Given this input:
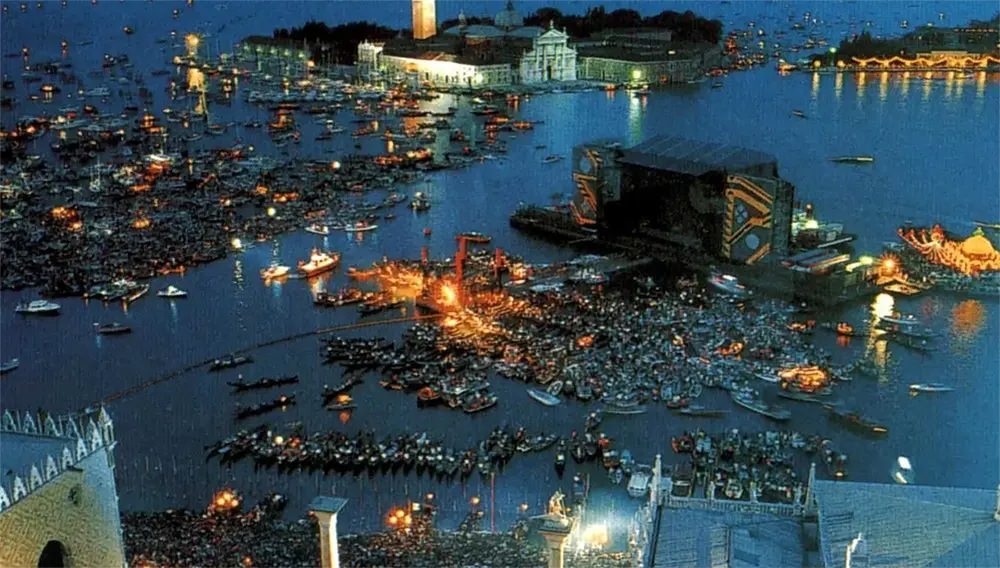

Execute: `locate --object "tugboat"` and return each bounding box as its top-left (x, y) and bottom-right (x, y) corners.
top-left (410, 192), bottom-right (431, 211)
top-left (823, 403), bottom-right (888, 436)
top-left (94, 322), bottom-right (132, 334)
top-left (209, 354), bottom-right (253, 371)
top-left (0, 358), bottom-right (20, 374)
top-left (157, 285), bottom-right (187, 298)
top-left (260, 264), bottom-right (290, 280)
top-left (14, 299), bottom-right (61, 314)
top-left (297, 249), bottom-right (340, 277)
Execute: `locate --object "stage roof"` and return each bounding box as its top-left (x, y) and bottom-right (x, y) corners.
top-left (619, 135), bottom-right (778, 177)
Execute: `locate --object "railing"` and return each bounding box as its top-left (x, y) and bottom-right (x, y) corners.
top-left (664, 493), bottom-right (801, 517)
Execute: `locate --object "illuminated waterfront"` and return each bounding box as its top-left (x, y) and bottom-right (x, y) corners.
top-left (1, 0), bottom-right (998, 541)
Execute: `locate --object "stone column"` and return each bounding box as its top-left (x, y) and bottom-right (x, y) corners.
top-left (309, 497), bottom-right (347, 568)
top-left (536, 515), bottom-right (572, 568)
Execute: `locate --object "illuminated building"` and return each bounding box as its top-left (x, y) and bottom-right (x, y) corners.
top-left (237, 36), bottom-right (311, 77)
top-left (379, 51), bottom-right (515, 87)
top-left (519, 23), bottom-right (577, 83)
top-left (571, 135), bottom-right (794, 265)
top-left (898, 225), bottom-right (1000, 276)
top-left (0, 408), bottom-right (125, 567)
top-left (575, 29), bottom-right (720, 84)
top-left (411, 0), bottom-right (436, 40)
top-left (851, 50), bottom-right (1000, 70)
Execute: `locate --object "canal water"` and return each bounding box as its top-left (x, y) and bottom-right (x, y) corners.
top-left (2, 1), bottom-right (998, 536)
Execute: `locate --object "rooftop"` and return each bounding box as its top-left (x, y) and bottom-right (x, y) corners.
top-left (814, 480), bottom-right (1000, 568)
top-left (651, 507), bottom-right (803, 567)
top-left (619, 135), bottom-right (778, 177)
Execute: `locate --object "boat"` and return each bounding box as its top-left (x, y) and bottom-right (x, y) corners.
top-left (879, 312), bottom-right (919, 326)
top-left (546, 380), bottom-right (563, 396)
top-left (708, 272), bottom-right (750, 298)
top-left (15, 300), bottom-right (61, 314)
top-left (724, 479), bottom-right (743, 499)
top-left (677, 405), bottom-right (728, 417)
top-left (410, 192), bottom-right (430, 211)
top-left (792, 109), bottom-right (807, 118)
top-left (228, 375), bottom-right (299, 392)
top-left (235, 394), bottom-right (295, 420)
top-left (711, 81), bottom-right (724, 89)
top-left (824, 404), bottom-right (888, 436)
top-left (1, 358), bottom-right (20, 374)
top-left (776, 390), bottom-right (828, 404)
top-left (527, 388), bottom-right (561, 407)
top-left (157, 285), bottom-right (187, 298)
top-left (890, 456), bottom-right (915, 484)
top-left (831, 155), bottom-right (874, 164)
top-left (297, 249), bottom-right (340, 277)
top-left (94, 322), bottom-right (132, 334)
top-left (260, 264), bottom-right (290, 280)
top-left (416, 386), bottom-right (443, 406)
top-left (326, 401), bottom-right (356, 412)
top-left (458, 231), bottom-right (491, 244)
top-left (209, 354), bottom-right (253, 371)
top-left (908, 382), bottom-right (954, 393)
top-left (600, 404), bottom-right (648, 416)
top-left (123, 284), bottom-right (149, 303)
top-left (344, 221), bottom-right (378, 233)
top-left (462, 393), bottom-right (497, 413)
top-left (542, 155), bottom-right (563, 164)
top-left (305, 224), bottom-right (330, 236)
top-left (609, 467), bottom-right (625, 485)
top-left (627, 468), bottom-right (651, 498)
top-left (730, 390), bottom-right (791, 421)
top-left (753, 371), bottom-right (780, 383)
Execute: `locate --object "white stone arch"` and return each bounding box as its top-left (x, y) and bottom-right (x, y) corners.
top-left (64, 417), bottom-right (81, 439)
top-left (28, 465), bottom-right (43, 491)
top-left (1, 409), bottom-right (16, 432)
top-left (12, 475), bottom-right (27, 501)
top-left (0, 486), bottom-right (9, 511)
top-left (22, 412), bottom-right (37, 434)
top-left (45, 455), bottom-right (59, 480)
top-left (61, 446), bottom-right (75, 469)
top-left (44, 415), bottom-right (61, 437)
top-left (76, 437), bottom-right (88, 460)
top-left (88, 423), bottom-right (103, 451)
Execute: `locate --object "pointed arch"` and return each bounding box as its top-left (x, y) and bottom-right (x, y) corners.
top-left (76, 438), bottom-right (88, 460)
top-left (44, 415), bottom-right (61, 437)
top-left (45, 456), bottom-right (59, 480)
top-left (22, 412), bottom-right (37, 434)
top-left (61, 447), bottom-right (74, 469)
top-left (0, 486), bottom-right (9, 511)
top-left (28, 465), bottom-right (43, 491)
top-left (1, 409), bottom-right (16, 432)
top-left (12, 475), bottom-right (27, 501)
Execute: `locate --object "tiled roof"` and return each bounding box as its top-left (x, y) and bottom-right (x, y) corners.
top-left (814, 480), bottom-right (999, 568)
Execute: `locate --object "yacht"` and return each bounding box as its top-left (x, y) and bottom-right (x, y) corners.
top-left (15, 299), bottom-right (61, 314)
top-left (305, 224), bottom-right (329, 236)
top-left (260, 264), bottom-right (290, 280)
top-left (298, 249), bottom-right (340, 277)
top-left (157, 285), bottom-right (187, 298)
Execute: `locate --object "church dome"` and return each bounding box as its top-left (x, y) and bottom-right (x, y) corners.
top-left (494, 0), bottom-right (523, 29)
top-left (960, 228), bottom-right (996, 259)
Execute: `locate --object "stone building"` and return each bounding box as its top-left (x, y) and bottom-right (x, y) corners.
top-left (520, 25), bottom-right (577, 83)
top-left (577, 46), bottom-right (720, 84)
top-left (0, 408), bottom-right (125, 567)
top-left (379, 51), bottom-right (515, 87)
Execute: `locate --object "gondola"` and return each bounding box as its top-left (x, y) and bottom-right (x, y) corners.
top-left (228, 375), bottom-right (298, 392)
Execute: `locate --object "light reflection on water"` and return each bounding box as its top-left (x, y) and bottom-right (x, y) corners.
top-left (879, 71), bottom-right (889, 103)
top-left (950, 299), bottom-right (985, 352)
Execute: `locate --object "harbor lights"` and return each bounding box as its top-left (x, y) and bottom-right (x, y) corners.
top-left (210, 488), bottom-right (241, 514)
top-left (631, 69), bottom-right (642, 82)
top-left (185, 33), bottom-right (200, 58)
top-left (386, 506), bottom-right (412, 531)
top-left (828, 46), bottom-right (837, 67)
top-left (267, 207), bottom-right (277, 217)
top-left (330, 160), bottom-right (341, 171)
top-left (231, 237), bottom-right (243, 250)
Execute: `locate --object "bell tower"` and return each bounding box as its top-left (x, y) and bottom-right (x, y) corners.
top-left (412, 0), bottom-right (436, 40)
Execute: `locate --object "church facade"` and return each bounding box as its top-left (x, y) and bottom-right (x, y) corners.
top-left (519, 26), bottom-right (577, 83)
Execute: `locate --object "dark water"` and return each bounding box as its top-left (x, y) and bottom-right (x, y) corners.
top-left (2, 1), bottom-right (998, 535)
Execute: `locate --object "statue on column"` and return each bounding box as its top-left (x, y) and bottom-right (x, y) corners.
top-left (548, 490), bottom-right (566, 517)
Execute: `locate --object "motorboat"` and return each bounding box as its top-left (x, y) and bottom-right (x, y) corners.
top-left (890, 456), bottom-right (915, 484)
top-left (0, 358), bottom-right (20, 374)
top-left (677, 405), bottom-right (728, 417)
top-left (260, 264), bottom-right (290, 280)
top-left (410, 192), bottom-right (430, 211)
top-left (600, 404), bottom-right (648, 416)
top-left (792, 109), bottom-right (807, 118)
top-left (298, 249), bottom-right (340, 277)
top-left (123, 284), bottom-right (149, 303)
top-left (15, 299), bottom-right (62, 314)
top-left (542, 155), bottom-right (563, 164)
top-left (879, 312), bottom-right (920, 326)
top-left (305, 224), bottom-right (330, 236)
top-left (95, 322), bottom-right (132, 334)
top-left (627, 467), bottom-right (651, 498)
top-left (235, 394), bottom-right (295, 420)
top-left (527, 388), bottom-right (561, 406)
top-left (157, 285), bottom-right (187, 298)
top-left (708, 272), bottom-right (750, 298)
top-left (824, 404), bottom-right (888, 436)
top-left (909, 382), bottom-right (954, 393)
top-left (831, 155), bottom-right (874, 164)
top-left (344, 221), bottom-right (378, 233)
